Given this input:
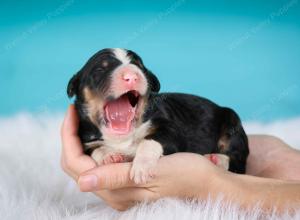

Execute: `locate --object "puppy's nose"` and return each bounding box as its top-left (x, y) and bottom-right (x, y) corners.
top-left (122, 72), bottom-right (138, 84)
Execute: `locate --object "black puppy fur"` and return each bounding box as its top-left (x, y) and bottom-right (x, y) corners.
top-left (67, 48), bottom-right (249, 174)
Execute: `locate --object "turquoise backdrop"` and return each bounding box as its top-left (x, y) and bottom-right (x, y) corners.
top-left (0, 0), bottom-right (299, 121)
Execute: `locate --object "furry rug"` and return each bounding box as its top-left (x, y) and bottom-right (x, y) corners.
top-left (0, 113), bottom-right (299, 220)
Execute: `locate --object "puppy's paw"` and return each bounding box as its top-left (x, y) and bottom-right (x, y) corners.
top-left (91, 148), bottom-right (125, 165)
top-left (102, 153), bottom-right (125, 165)
top-left (91, 148), bottom-right (106, 165)
top-left (130, 157), bottom-right (157, 184)
top-left (204, 154), bottom-right (230, 170)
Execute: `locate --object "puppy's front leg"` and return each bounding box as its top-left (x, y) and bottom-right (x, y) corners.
top-left (130, 139), bottom-right (163, 184)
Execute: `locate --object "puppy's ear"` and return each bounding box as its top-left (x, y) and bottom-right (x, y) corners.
top-left (67, 72), bottom-right (81, 98)
top-left (147, 70), bottom-right (160, 93)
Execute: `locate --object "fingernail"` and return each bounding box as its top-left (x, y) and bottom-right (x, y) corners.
top-left (78, 174), bottom-right (98, 191)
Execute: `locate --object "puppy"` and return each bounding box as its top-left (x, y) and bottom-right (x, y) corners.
top-left (67, 48), bottom-right (249, 184)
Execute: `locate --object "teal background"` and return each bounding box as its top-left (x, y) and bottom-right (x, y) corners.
top-left (0, 0), bottom-right (299, 121)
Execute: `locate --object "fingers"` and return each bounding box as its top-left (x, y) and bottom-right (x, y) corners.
top-left (77, 153), bottom-right (214, 191)
top-left (99, 188), bottom-right (153, 203)
top-left (98, 190), bottom-right (136, 211)
top-left (95, 188), bottom-right (156, 211)
top-left (61, 105), bottom-right (82, 157)
top-left (78, 162), bottom-right (147, 191)
top-left (61, 105), bottom-right (96, 179)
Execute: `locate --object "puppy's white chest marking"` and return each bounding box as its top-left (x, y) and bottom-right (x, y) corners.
top-left (101, 121), bottom-right (152, 156)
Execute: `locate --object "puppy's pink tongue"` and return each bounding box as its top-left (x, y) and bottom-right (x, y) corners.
top-left (105, 95), bottom-right (135, 133)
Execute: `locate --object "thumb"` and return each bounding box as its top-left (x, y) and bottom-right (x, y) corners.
top-left (78, 162), bottom-right (139, 191)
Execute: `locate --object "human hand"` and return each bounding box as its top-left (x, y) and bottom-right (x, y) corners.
top-left (60, 105), bottom-right (97, 180)
top-left (77, 152), bottom-right (224, 210)
top-left (247, 135), bottom-right (300, 181)
top-left (61, 105), bottom-right (224, 210)
top-left (61, 105), bottom-right (300, 211)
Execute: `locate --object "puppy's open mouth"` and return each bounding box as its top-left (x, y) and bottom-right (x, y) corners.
top-left (104, 90), bottom-right (140, 134)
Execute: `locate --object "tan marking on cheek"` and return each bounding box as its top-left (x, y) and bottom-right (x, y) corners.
top-left (135, 97), bottom-right (147, 126)
top-left (83, 87), bottom-right (94, 101)
top-left (83, 87), bottom-right (104, 125)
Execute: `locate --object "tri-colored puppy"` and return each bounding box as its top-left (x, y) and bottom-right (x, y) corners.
top-left (67, 48), bottom-right (249, 184)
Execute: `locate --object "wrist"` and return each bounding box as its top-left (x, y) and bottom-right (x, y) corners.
top-left (200, 170), bottom-right (250, 204)
top-left (191, 163), bottom-right (300, 212)
top-left (210, 171), bottom-right (241, 199)
top-left (209, 171), bottom-right (295, 211)
top-left (188, 166), bottom-right (239, 200)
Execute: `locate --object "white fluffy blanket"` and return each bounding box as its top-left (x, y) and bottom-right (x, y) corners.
top-left (0, 114), bottom-right (299, 220)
